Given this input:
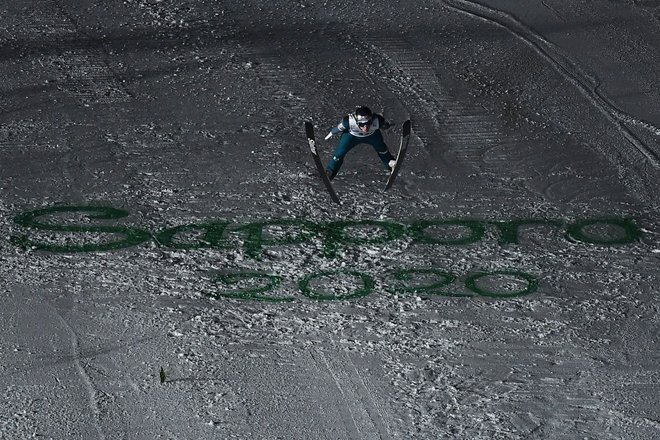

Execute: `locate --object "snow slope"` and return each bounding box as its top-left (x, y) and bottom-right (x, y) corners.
top-left (1, 0), bottom-right (659, 438)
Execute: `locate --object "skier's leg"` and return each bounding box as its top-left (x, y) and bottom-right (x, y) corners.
top-left (326, 134), bottom-right (358, 179)
top-left (367, 131), bottom-right (395, 169)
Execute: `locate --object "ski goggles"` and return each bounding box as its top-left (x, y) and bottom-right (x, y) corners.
top-left (356, 116), bottom-right (372, 127)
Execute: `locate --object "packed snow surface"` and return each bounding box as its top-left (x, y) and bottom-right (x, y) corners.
top-left (1, 0), bottom-right (659, 438)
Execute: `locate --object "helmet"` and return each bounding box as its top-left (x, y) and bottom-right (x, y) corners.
top-left (354, 106), bottom-right (373, 126)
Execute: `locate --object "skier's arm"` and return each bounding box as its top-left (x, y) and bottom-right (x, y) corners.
top-left (377, 114), bottom-right (394, 130)
top-left (325, 118), bottom-right (350, 140)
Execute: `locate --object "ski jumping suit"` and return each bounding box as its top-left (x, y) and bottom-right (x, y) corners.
top-left (326, 114), bottom-right (394, 178)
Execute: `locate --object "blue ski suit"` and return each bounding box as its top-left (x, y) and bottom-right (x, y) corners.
top-left (325, 114), bottom-right (394, 179)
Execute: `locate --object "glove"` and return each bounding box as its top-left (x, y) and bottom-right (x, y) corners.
top-left (324, 132), bottom-right (333, 140)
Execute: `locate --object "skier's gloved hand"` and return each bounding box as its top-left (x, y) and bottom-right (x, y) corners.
top-left (325, 126), bottom-right (343, 140)
top-left (383, 121), bottom-right (396, 130)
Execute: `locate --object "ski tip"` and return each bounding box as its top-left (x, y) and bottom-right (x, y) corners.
top-left (402, 119), bottom-right (412, 134)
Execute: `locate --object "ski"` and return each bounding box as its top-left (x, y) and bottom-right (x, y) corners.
top-left (305, 121), bottom-right (341, 204)
top-left (384, 119), bottom-right (412, 191)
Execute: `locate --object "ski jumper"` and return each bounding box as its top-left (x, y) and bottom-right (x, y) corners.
top-left (325, 114), bottom-right (394, 178)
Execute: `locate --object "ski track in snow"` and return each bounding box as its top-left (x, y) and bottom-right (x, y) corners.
top-left (438, 0), bottom-right (660, 167)
top-left (359, 35), bottom-right (501, 173)
top-left (52, 303), bottom-right (107, 440)
top-left (312, 345), bottom-right (392, 440)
